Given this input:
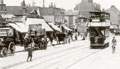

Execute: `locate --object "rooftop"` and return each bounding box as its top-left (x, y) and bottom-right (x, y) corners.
top-left (6, 6), bottom-right (39, 16)
top-left (65, 10), bottom-right (79, 16)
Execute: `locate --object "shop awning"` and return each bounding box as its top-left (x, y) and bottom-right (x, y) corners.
top-left (62, 25), bottom-right (72, 31)
top-left (16, 23), bottom-right (28, 33)
top-left (26, 18), bottom-right (53, 32)
top-left (48, 23), bottom-right (61, 32)
top-left (9, 23), bottom-right (28, 33)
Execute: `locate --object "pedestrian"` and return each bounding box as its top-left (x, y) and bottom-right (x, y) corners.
top-left (112, 36), bottom-right (117, 53)
top-left (82, 33), bottom-right (85, 40)
top-left (27, 39), bottom-right (34, 62)
top-left (68, 34), bottom-right (71, 43)
top-left (43, 35), bottom-right (48, 49)
top-left (75, 32), bottom-right (78, 40)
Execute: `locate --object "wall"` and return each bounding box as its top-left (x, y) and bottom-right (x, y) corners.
top-left (64, 15), bottom-right (77, 29)
top-left (74, 0), bottom-right (101, 18)
top-left (43, 15), bottom-right (54, 23)
top-left (40, 7), bottom-right (65, 25)
top-left (106, 6), bottom-right (120, 25)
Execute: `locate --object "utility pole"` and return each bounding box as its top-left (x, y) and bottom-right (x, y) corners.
top-left (1, 0), bottom-right (3, 11)
top-left (0, 0), bottom-right (6, 14)
top-left (32, 0), bottom-right (35, 6)
top-left (43, 0), bottom-right (44, 7)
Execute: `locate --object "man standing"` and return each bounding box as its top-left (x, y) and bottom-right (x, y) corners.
top-left (112, 36), bottom-right (117, 53)
top-left (27, 39), bottom-right (34, 62)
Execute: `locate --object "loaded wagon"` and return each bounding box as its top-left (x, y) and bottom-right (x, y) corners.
top-left (24, 24), bottom-right (48, 50)
top-left (0, 25), bottom-right (22, 57)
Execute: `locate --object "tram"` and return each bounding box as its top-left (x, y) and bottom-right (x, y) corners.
top-left (87, 11), bottom-right (111, 48)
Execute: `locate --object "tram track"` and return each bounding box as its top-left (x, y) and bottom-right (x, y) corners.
top-left (47, 48), bottom-right (105, 69)
top-left (29, 46), bottom-right (101, 69)
top-left (30, 40), bottom-right (89, 62)
top-left (26, 46), bottom-right (89, 69)
top-left (64, 50), bottom-right (101, 69)
top-left (27, 43), bottom-right (106, 69)
top-left (2, 41), bottom-right (89, 69)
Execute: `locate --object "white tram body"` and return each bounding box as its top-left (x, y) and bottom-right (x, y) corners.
top-left (87, 12), bottom-right (111, 47)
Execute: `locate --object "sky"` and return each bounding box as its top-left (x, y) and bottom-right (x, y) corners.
top-left (4, 0), bottom-right (120, 10)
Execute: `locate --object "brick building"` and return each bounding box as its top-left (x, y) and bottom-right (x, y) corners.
top-left (40, 6), bottom-right (65, 25)
top-left (106, 5), bottom-right (120, 26)
top-left (74, 0), bottom-right (101, 18)
top-left (64, 10), bottom-right (79, 29)
top-left (0, 0), bottom-right (65, 26)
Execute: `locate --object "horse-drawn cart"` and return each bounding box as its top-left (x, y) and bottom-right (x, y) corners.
top-left (0, 27), bottom-right (16, 57)
top-left (24, 24), bottom-right (48, 50)
top-left (56, 33), bottom-right (66, 44)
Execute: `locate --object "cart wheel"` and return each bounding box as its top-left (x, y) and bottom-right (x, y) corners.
top-left (37, 43), bottom-right (40, 49)
top-left (1, 47), bottom-right (8, 57)
top-left (8, 42), bottom-right (15, 55)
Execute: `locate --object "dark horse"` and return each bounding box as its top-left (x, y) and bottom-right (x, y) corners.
top-left (56, 33), bottom-right (66, 44)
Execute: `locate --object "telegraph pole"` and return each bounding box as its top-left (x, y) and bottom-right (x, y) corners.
top-left (43, 0), bottom-right (45, 7)
top-left (0, 0), bottom-right (3, 11)
top-left (32, 0), bottom-right (35, 6)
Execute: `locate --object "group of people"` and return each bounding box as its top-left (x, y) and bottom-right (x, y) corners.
top-left (66, 31), bottom-right (79, 43)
